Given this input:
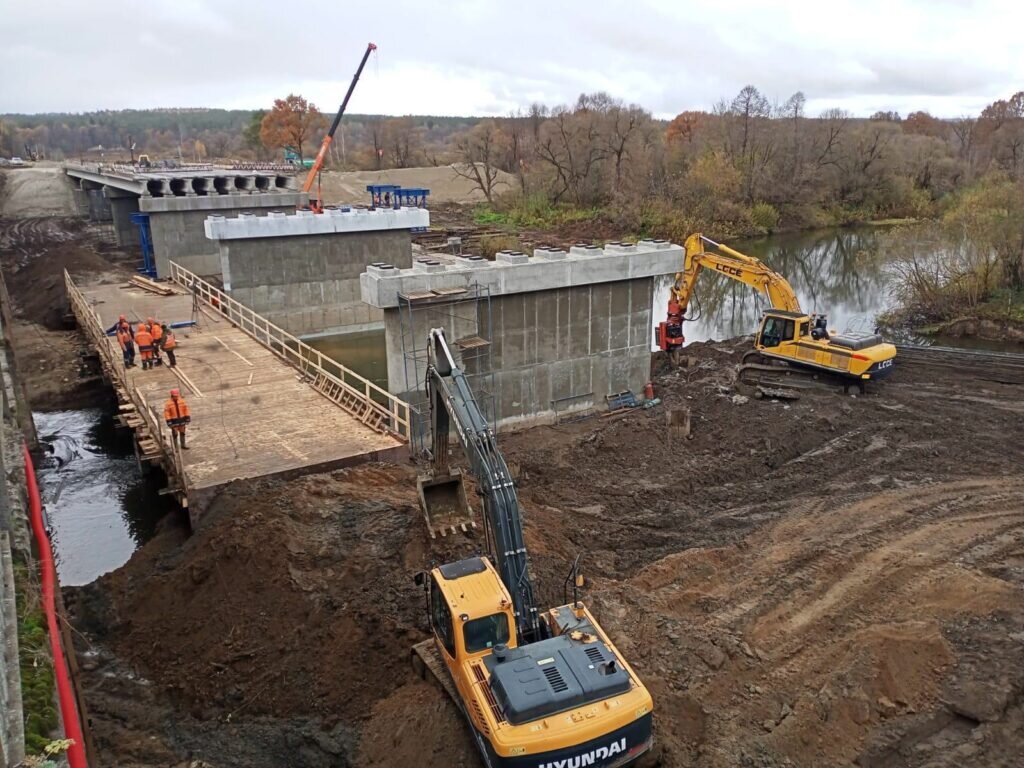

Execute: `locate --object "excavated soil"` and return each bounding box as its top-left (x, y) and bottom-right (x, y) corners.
top-left (3, 169), bottom-right (1020, 766)
top-left (63, 342), bottom-right (1024, 768)
top-left (0, 197), bottom-right (136, 409)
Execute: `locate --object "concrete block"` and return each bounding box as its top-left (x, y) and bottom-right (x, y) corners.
top-left (534, 247), bottom-right (568, 260)
top-left (603, 241), bottom-right (637, 254)
top-left (569, 244), bottom-right (602, 258)
top-left (495, 250), bottom-right (530, 264)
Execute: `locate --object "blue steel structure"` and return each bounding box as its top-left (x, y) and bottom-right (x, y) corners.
top-left (366, 184), bottom-right (430, 232)
top-left (130, 212), bottom-right (158, 278)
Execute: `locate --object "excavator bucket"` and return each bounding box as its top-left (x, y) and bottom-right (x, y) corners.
top-left (417, 469), bottom-right (475, 539)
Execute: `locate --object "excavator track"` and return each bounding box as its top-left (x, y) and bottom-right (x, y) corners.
top-left (736, 351), bottom-right (869, 395)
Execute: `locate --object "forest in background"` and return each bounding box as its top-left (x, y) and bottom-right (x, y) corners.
top-left (3, 87), bottom-right (1022, 329)
top-left (2, 88), bottom-right (1021, 239)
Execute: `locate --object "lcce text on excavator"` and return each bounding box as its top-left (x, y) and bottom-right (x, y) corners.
top-left (411, 329), bottom-right (654, 768)
top-left (657, 233), bottom-right (897, 391)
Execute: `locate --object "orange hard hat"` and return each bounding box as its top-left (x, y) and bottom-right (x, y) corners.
top-left (170, 389), bottom-right (180, 397)
top-left (119, 314), bottom-right (126, 321)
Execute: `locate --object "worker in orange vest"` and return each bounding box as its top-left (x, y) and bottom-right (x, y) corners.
top-left (148, 317), bottom-right (164, 366)
top-left (161, 324), bottom-right (177, 368)
top-left (116, 324), bottom-right (135, 368)
top-left (163, 389), bottom-right (191, 450)
top-left (135, 322), bottom-right (154, 370)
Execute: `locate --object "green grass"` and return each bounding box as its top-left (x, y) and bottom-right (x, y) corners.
top-left (14, 563), bottom-right (59, 754)
top-left (473, 197), bottom-right (603, 230)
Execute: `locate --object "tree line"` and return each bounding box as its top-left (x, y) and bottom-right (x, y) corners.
top-left (3, 87), bottom-right (1022, 239)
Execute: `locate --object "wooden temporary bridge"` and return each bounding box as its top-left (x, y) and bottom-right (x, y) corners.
top-left (65, 262), bottom-right (411, 525)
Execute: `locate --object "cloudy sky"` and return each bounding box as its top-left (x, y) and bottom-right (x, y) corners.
top-left (1, 0), bottom-right (1021, 118)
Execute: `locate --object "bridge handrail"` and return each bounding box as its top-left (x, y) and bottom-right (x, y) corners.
top-left (63, 269), bottom-right (187, 484)
top-left (167, 261), bottom-right (410, 440)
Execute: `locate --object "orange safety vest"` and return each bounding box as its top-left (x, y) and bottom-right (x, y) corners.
top-left (163, 397), bottom-right (191, 426)
top-left (162, 331), bottom-right (176, 350)
top-left (135, 328), bottom-right (153, 349)
top-left (116, 328), bottom-right (132, 350)
top-left (151, 323), bottom-right (163, 342)
top-left (117, 319), bottom-right (133, 338)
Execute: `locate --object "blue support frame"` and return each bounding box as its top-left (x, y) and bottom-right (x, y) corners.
top-left (130, 212), bottom-right (157, 278)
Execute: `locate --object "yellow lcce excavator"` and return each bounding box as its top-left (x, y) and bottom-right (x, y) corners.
top-left (656, 233), bottom-right (897, 391)
top-left (411, 329), bottom-right (654, 768)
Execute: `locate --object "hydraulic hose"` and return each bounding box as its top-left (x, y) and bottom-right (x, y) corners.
top-left (23, 444), bottom-right (89, 768)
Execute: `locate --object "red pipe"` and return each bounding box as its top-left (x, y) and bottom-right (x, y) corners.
top-left (23, 444), bottom-right (88, 768)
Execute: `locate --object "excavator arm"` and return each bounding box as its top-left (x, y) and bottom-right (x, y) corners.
top-left (425, 329), bottom-right (542, 643)
top-left (658, 233), bottom-right (801, 351)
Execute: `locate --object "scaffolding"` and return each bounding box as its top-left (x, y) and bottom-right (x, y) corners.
top-left (397, 283), bottom-right (495, 457)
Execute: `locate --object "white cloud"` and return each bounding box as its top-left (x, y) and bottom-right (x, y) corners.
top-left (0, 0), bottom-right (1021, 117)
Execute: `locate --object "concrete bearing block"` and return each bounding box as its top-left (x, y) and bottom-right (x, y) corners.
top-left (496, 250), bottom-right (530, 264)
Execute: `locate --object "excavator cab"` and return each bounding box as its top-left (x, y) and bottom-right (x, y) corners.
top-left (754, 310), bottom-right (805, 350)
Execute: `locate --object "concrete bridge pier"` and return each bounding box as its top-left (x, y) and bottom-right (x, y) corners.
top-left (106, 188), bottom-right (141, 246)
top-left (79, 179), bottom-right (111, 222)
top-left (361, 240), bottom-right (684, 430)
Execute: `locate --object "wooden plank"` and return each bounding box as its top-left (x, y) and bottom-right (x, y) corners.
top-left (170, 366), bottom-right (205, 398)
top-left (130, 274), bottom-right (175, 295)
top-left (71, 272), bottom-right (405, 497)
top-left (214, 335), bottom-right (255, 367)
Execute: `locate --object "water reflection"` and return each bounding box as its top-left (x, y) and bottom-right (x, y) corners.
top-left (35, 409), bottom-right (173, 586)
top-left (306, 329), bottom-right (388, 390)
top-left (655, 228), bottom-right (893, 345)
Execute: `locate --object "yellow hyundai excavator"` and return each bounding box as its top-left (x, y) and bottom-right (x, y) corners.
top-left (656, 233), bottom-right (897, 391)
top-left (411, 329), bottom-right (654, 768)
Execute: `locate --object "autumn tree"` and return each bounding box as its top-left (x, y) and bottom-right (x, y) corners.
top-left (451, 120), bottom-right (510, 204)
top-left (903, 111), bottom-right (947, 138)
top-left (259, 95), bottom-right (326, 162)
top-left (382, 117), bottom-right (421, 168)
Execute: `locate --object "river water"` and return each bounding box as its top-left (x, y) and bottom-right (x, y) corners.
top-left (35, 409), bottom-right (173, 586)
top-left (652, 227), bottom-right (894, 345)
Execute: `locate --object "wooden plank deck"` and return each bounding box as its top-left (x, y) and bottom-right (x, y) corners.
top-left (74, 275), bottom-right (404, 513)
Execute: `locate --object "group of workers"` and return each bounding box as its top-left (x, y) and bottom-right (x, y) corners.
top-left (111, 315), bottom-right (191, 449)
top-left (114, 315), bottom-right (177, 370)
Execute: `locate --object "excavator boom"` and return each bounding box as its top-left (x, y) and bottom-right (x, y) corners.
top-left (424, 329), bottom-right (541, 642)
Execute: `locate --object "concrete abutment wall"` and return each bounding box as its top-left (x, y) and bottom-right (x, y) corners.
top-left (384, 278), bottom-right (653, 429)
top-left (142, 192), bottom-right (308, 278)
top-left (206, 207), bottom-right (428, 337)
top-left (362, 241), bottom-right (682, 430)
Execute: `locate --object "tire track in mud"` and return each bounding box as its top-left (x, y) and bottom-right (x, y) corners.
top-left (624, 477), bottom-right (1024, 766)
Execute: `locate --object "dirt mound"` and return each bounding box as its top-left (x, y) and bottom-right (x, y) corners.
top-left (0, 166), bottom-right (77, 217)
top-left (73, 466), bottom-right (431, 723)
top-left (355, 682), bottom-right (477, 768)
top-left (0, 216), bottom-right (131, 328)
top-left (318, 165), bottom-right (515, 206)
top-left (61, 339), bottom-right (1024, 767)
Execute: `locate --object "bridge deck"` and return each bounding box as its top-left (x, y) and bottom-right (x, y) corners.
top-left (70, 275), bottom-right (403, 519)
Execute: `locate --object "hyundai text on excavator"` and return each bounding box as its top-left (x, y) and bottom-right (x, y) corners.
top-left (411, 329), bottom-right (654, 768)
top-left (656, 233), bottom-right (897, 391)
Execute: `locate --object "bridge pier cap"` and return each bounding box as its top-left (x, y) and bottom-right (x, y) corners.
top-left (360, 239), bottom-right (681, 308)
